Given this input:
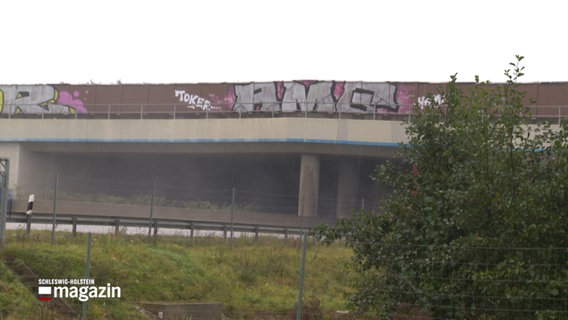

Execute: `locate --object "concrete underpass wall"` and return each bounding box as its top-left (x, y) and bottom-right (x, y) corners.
top-left (12, 152), bottom-right (386, 218)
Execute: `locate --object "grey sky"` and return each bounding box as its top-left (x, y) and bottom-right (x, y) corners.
top-left (2, 0), bottom-right (566, 84)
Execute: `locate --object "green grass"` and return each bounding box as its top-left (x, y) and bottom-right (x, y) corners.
top-left (0, 260), bottom-right (56, 319)
top-left (0, 230), bottom-right (356, 319)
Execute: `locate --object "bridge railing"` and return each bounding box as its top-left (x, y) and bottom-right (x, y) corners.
top-left (1, 102), bottom-right (568, 123)
top-left (0, 102), bottom-right (411, 121)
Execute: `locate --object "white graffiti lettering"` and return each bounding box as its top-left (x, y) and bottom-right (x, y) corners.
top-left (417, 94), bottom-right (444, 108)
top-left (281, 82), bottom-right (337, 112)
top-left (233, 83), bottom-right (280, 112)
top-left (233, 81), bottom-right (399, 113)
top-left (175, 90), bottom-right (214, 110)
top-left (338, 83), bottom-right (398, 113)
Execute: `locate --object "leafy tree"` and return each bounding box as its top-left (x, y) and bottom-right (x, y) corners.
top-left (314, 56), bottom-right (568, 319)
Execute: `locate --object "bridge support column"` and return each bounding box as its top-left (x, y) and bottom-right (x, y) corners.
top-left (336, 158), bottom-right (360, 218)
top-left (0, 143), bottom-right (54, 195)
top-left (298, 154), bottom-right (319, 217)
top-left (0, 143), bottom-right (23, 191)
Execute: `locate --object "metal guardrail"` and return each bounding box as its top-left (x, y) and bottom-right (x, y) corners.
top-left (6, 212), bottom-right (309, 238)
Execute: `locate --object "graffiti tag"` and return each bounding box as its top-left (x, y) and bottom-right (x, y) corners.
top-left (233, 81), bottom-right (399, 113)
top-left (175, 90), bottom-right (216, 110)
top-left (417, 94), bottom-right (444, 108)
top-left (0, 85), bottom-right (83, 115)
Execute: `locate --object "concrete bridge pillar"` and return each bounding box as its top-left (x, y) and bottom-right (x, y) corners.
top-left (336, 158), bottom-right (360, 218)
top-left (0, 143), bottom-right (23, 191)
top-left (0, 143), bottom-right (54, 196)
top-left (298, 154), bottom-right (320, 217)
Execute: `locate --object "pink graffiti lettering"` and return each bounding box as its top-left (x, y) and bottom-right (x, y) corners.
top-left (57, 90), bottom-right (88, 113)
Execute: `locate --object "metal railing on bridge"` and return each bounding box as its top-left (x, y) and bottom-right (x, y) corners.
top-left (0, 102), bottom-right (410, 121)
top-left (2, 103), bottom-right (568, 123)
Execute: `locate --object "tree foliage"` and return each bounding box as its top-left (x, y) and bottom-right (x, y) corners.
top-left (313, 56), bottom-right (568, 319)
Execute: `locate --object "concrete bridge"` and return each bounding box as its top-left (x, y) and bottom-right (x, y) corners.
top-left (0, 113), bottom-right (408, 221)
top-left (3, 80), bottom-right (563, 223)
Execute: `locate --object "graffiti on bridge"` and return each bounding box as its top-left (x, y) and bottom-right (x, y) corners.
top-left (232, 81), bottom-right (403, 113)
top-left (174, 90), bottom-right (220, 111)
top-left (0, 81), bottom-right (418, 115)
top-left (2, 82), bottom-right (566, 116)
top-left (0, 85), bottom-right (87, 115)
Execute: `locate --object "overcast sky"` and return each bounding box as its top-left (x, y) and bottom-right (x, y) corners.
top-left (2, 0), bottom-right (566, 84)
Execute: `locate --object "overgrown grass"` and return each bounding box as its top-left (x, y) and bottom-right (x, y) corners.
top-left (0, 260), bottom-right (56, 319)
top-left (0, 230), bottom-right (356, 319)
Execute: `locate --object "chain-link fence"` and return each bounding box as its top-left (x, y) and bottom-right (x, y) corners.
top-left (8, 174), bottom-right (379, 239)
top-left (351, 243), bottom-right (568, 319)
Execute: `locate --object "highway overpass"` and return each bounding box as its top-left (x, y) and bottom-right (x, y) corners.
top-left (2, 80), bottom-right (566, 223)
top-left (0, 114), bottom-right (408, 221)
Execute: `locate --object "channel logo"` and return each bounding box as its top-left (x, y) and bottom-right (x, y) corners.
top-left (37, 279), bottom-right (121, 302)
top-left (37, 286), bottom-right (52, 301)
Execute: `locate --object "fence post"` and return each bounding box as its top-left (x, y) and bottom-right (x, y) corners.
top-left (26, 215), bottom-right (31, 236)
top-left (114, 217), bottom-right (120, 235)
top-left (82, 233), bottom-right (92, 320)
top-left (296, 231), bottom-right (308, 320)
top-left (148, 181), bottom-right (156, 238)
top-left (0, 158), bottom-right (9, 246)
top-left (51, 173), bottom-right (59, 245)
top-left (72, 216), bottom-right (77, 238)
top-left (299, 195), bottom-right (305, 234)
top-left (229, 188), bottom-right (235, 248)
